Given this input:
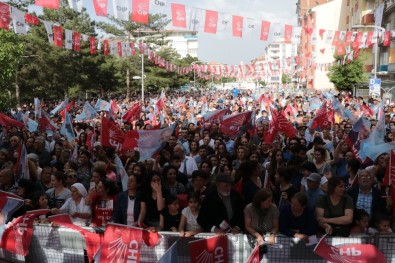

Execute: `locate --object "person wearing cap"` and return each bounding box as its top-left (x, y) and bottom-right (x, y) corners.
top-left (304, 173), bottom-right (325, 208)
top-left (52, 182), bottom-right (91, 226)
top-left (197, 175), bottom-right (244, 235)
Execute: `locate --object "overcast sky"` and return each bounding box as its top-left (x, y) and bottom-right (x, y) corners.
top-left (29, 0), bottom-right (298, 65)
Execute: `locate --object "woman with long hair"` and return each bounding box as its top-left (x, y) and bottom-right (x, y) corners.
top-left (265, 149), bottom-right (284, 188)
top-left (46, 171), bottom-right (71, 209)
top-left (77, 150), bottom-right (92, 190)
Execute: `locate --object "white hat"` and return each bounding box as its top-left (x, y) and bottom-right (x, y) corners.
top-left (72, 183), bottom-right (87, 197)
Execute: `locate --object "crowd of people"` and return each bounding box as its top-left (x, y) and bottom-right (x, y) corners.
top-left (1, 88), bottom-right (394, 255)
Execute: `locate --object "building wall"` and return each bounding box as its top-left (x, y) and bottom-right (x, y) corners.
top-left (164, 31), bottom-right (198, 58)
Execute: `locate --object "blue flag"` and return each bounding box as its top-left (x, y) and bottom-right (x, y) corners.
top-left (50, 98), bottom-right (68, 115)
top-left (138, 124), bottom-right (176, 161)
top-left (114, 154), bottom-right (128, 191)
top-left (76, 101), bottom-right (98, 121)
top-left (60, 113), bottom-right (76, 142)
top-left (94, 99), bottom-right (110, 112)
top-left (157, 239), bottom-right (179, 263)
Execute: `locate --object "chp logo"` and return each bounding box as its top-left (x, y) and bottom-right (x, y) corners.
top-left (236, 22), bottom-right (242, 32)
top-left (176, 10), bottom-right (185, 21)
top-left (137, 3), bottom-right (148, 16)
top-left (0, 5), bottom-right (9, 23)
top-left (190, 235), bottom-right (228, 263)
top-left (329, 246), bottom-right (364, 263)
top-left (208, 17), bottom-right (217, 28)
top-left (154, 0), bottom-right (165, 6)
top-left (96, 0), bottom-right (107, 8)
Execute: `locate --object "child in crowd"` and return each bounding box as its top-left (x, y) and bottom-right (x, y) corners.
top-left (159, 194), bottom-right (181, 232)
top-left (350, 209), bottom-right (369, 234)
top-left (31, 191), bottom-right (50, 223)
top-left (368, 214), bottom-right (393, 235)
top-left (179, 192), bottom-right (202, 237)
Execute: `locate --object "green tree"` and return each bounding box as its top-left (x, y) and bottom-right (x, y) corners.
top-left (328, 53), bottom-right (367, 92)
top-left (281, 74), bottom-right (291, 85)
top-left (0, 30), bottom-right (24, 107)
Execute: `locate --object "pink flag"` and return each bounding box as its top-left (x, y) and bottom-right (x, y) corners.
top-left (0, 2), bottom-right (10, 31)
top-left (190, 236), bottom-right (228, 263)
top-left (0, 209), bottom-right (50, 256)
top-left (260, 20), bottom-right (271, 41)
top-left (171, 3), bottom-right (186, 28)
top-left (53, 25), bottom-right (63, 48)
top-left (89, 37), bottom-right (96, 55)
top-left (284, 24), bottom-right (293, 44)
top-left (35, 0), bottom-right (60, 9)
top-left (204, 10), bottom-right (218, 34)
top-left (131, 0), bottom-right (150, 24)
top-left (93, 0), bottom-right (108, 16)
top-left (100, 223), bottom-right (143, 263)
top-left (232, 15), bottom-right (243, 37)
top-left (73, 32), bottom-right (81, 52)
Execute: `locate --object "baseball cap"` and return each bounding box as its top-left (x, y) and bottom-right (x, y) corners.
top-left (306, 173), bottom-right (321, 182)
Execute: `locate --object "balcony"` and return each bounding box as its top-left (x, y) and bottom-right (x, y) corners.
top-left (361, 13), bottom-right (374, 25)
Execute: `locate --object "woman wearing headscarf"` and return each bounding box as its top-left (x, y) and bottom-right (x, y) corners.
top-left (52, 182), bottom-right (91, 226)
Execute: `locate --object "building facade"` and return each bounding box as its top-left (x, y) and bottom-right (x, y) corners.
top-left (163, 30), bottom-right (198, 58)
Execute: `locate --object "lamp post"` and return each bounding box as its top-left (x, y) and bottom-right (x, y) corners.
top-left (351, 25), bottom-right (386, 79)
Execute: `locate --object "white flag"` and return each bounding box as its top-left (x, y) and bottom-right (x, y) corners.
top-left (311, 29), bottom-right (317, 46)
top-left (325, 30), bottom-right (335, 45)
top-left (65, 29), bottom-right (73, 49)
top-left (339, 31), bottom-right (346, 42)
top-left (292, 26), bottom-right (302, 44)
top-left (270, 23), bottom-right (283, 43)
top-left (11, 7), bottom-right (26, 35)
top-left (217, 13), bottom-right (231, 32)
top-left (113, 0), bottom-right (130, 21)
top-left (351, 31), bottom-right (357, 42)
top-left (122, 42), bottom-right (130, 57)
top-left (97, 38), bottom-right (102, 50)
top-left (188, 7), bottom-right (203, 32)
top-left (81, 34), bottom-right (89, 42)
top-left (43, 21), bottom-right (54, 44)
top-left (361, 32), bottom-right (368, 48)
top-left (110, 41), bottom-right (116, 55)
top-left (245, 18), bottom-right (257, 36)
top-left (68, 0), bottom-right (83, 12)
top-left (149, 0), bottom-right (167, 15)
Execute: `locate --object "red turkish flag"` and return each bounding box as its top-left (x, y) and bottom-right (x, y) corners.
top-left (131, 0), bottom-right (149, 24)
top-left (73, 32), bottom-right (81, 52)
top-left (383, 31), bottom-right (391, 47)
top-left (284, 24), bottom-right (293, 44)
top-left (246, 245), bottom-right (260, 263)
top-left (309, 101), bottom-right (331, 130)
top-left (204, 10), bottom-right (218, 34)
top-left (314, 235), bottom-right (386, 263)
top-left (0, 209), bottom-right (50, 256)
top-left (0, 112), bottom-right (24, 128)
top-left (101, 116), bottom-right (125, 152)
top-left (100, 223), bottom-right (143, 263)
top-left (232, 15), bottom-right (243, 37)
top-left (103, 39), bottom-right (109, 56)
top-left (190, 236), bottom-right (228, 263)
top-left (93, 0), bottom-right (108, 16)
top-left (35, 0), bottom-right (60, 9)
top-left (0, 2), bottom-right (10, 31)
top-left (24, 13), bottom-right (39, 25)
top-left (49, 214), bottom-right (101, 262)
top-left (171, 3), bottom-right (186, 28)
top-left (53, 25), bottom-right (63, 47)
top-left (89, 37), bottom-right (96, 55)
top-left (121, 130), bottom-right (139, 155)
top-left (260, 20), bottom-right (271, 41)
top-left (220, 111), bottom-right (252, 138)
top-left (271, 108), bottom-right (297, 138)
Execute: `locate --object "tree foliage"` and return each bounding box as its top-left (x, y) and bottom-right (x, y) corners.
top-left (328, 53), bottom-right (367, 92)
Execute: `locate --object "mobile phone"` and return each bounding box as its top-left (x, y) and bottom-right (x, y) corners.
top-left (90, 182), bottom-right (96, 190)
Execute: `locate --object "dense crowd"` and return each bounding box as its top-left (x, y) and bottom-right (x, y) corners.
top-left (1, 88), bottom-right (394, 255)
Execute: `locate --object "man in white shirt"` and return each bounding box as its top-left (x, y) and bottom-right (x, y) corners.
top-left (173, 145), bottom-right (198, 182)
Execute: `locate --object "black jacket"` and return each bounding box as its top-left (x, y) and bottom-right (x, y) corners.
top-left (112, 190), bottom-right (142, 225)
top-left (197, 189), bottom-right (244, 232)
top-left (346, 186), bottom-right (388, 219)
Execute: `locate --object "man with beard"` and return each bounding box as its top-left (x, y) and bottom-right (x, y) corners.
top-left (197, 175), bottom-right (244, 234)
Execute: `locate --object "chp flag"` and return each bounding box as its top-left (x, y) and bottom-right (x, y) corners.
top-left (383, 149), bottom-right (395, 216)
top-left (189, 235), bottom-right (228, 263)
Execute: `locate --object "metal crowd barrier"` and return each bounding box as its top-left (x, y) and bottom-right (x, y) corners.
top-left (0, 224), bottom-right (394, 262)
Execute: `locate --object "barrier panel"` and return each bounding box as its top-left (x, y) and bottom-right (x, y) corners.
top-left (0, 224), bottom-right (393, 262)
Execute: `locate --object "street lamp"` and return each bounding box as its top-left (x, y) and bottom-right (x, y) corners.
top-left (351, 25), bottom-right (386, 79)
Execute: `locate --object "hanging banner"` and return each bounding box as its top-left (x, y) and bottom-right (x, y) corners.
top-left (113, 0), bottom-right (130, 21)
top-left (11, 7), bottom-right (26, 35)
top-left (171, 3), bottom-right (186, 28)
top-left (53, 25), bottom-right (63, 48)
top-left (383, 31), bottom-right (391, 47)
top-left (73, 32), bottom-right (81, 51)
top-left (188, 7), bottom-right (203, 32)
top-left (270, 22), bottom-right (283, 43)
top-left (65, 29), bottom-right (73, 49)
top-left (103, 39), bottom-right (109, 56)
top-left (204, 9), bottom-right (218, 34)
top-left (284, 24), bottom-right (293, 44)
top-left (25, 13), bottom-right (39, 25)
top-left (90, 37), bottom-right (97, 55)
top-left (93, 0), bottom-right (108, 16)
top-left (149, 0), bottom-right (166, 14)
top-left (68, 0), bottom-right (83, 12)
top-left (131, 0), bottom-right (150, 24)
top-left (325, 30), bottom-right (335, 45)
top-left (217, 13), bottom-right (231, 32)
top-left (232, 15), bottom-right (243, 37)
top-left (245, 18), bottom-right (257, 36)
top-left (0, 2), bottom-right (10, 31)
top-left (260, 20), bottom-right (271, 41)
top-left (35, 0), bottom-right (60, 9)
